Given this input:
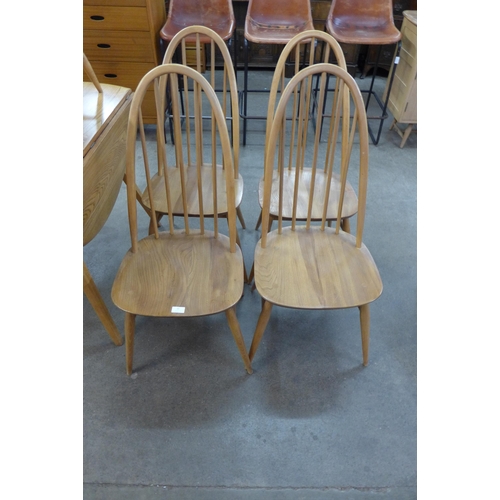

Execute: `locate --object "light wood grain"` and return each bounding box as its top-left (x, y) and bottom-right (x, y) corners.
top-left (83, 57), bottom-right (131, 346)
top-left (141, 166), bottom-right (243, 216)
top-left (251, 64), bottom-right (382, 367)
top-left (383, 10), bottom-right (417, 147)
top-left (255, 30), bottom-right (357, 231)
top-left (112, 231), bottom-right (244, 317)
top-left (83, 82), bottom-right (131, 156)
top-left (83, 90), bottom-right (131, 245)
top-left (112, 63), bottom-right (251, 374)
top-left (83, 262), bottom-right (123, 346)
top-left (254, 226), bottom-right (382, 309)
top-left (258, 169), bottom-right (357, 222)
top-left (83, 53), bottom-right (103, 93)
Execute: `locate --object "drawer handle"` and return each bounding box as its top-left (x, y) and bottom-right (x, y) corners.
top-left (104, 74), bottom-right (118, 79)
top-left (90, 15), bottom-right (105, 21)
top-left (97, 44), bottom-right (111, 49)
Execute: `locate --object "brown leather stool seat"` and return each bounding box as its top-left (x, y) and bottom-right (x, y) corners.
top-left (160, 0), bottom-right (236, 43)
top-left (241, 0), bottom-right (314, 144)
top-left (326, 0), bottom-right (401, 145)
top-left (245, 1), bottom-right (314, 44)
top-left (326, 0), bottom-right (401, 45)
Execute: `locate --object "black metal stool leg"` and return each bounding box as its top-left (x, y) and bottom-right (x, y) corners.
top-left (366, 41), bottom-right (402, 145)
top-left (242, 38), bottom-right (249, 146)
top-left (365, 45), bottom-right (382, 112)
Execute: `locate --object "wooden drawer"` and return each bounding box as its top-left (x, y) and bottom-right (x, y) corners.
top-left (84, 0), bottom-right (146, 6)
top-left (83, 6), bottom-right (150, 31)
top-left (84, 30), bottom-right (156, 62)
top-left (84, 60), bottom-right (155, 89)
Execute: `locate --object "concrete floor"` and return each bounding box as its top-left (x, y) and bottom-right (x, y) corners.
top-left (83, 70), bottom-right (417, 499)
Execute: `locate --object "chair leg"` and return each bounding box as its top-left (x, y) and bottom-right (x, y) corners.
top-left (125, 312), bottom-right (136, 375)
top-left (341, 217), bottom-right (350, 233)
top-left (255, 209), bottom-right (262, 230)
top-left (248, 262), bottom-right (254, 285)
top-left (225, 306), bottom-right (253, 374)
top-left (83, 262), bottom-right (123, 346)
top-left (235, 230), bottom-right (249, 283)
top-left (268, 215), bottom-right (274, 233)
top-left (148, 212), bottom-right (163, 235)
top-left (359, 304), bottom-right (370, 367)
top-left (249, 299), bottom-right (273, 362)
top-left (236, 205), bottom-right (246, 229)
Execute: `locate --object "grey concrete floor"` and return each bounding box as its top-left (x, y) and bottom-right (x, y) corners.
top-left (83, 70), bottom-right (417, 499)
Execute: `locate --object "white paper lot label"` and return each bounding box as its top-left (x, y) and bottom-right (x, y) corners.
top-left (171, 306), bottom-right (185, 314)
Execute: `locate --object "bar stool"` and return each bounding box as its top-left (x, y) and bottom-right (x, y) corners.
top-left (241, 0), bottom-right (314, 145)
top-left (159, 0), bottom-right (237, 70)
top-left (326, 0), bottom-right (401, 145)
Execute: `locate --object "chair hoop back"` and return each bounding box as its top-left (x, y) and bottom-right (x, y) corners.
top-left (265, 30), bottom-right (347, 148)
top-left (126, 63), bottom-right (237, 254)
top-left (161, 25), bottom-right (240, 178)
top-left (261, 63), bottom-right (369, 249)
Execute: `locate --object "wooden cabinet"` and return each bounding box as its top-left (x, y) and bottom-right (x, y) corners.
top-left (83, 0), bottom-right (166, 123)
top-left (383, 10), bottom-right (417, 147)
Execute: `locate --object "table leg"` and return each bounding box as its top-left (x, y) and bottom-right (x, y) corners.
top-left (83, 261), bottom-right (123, 346)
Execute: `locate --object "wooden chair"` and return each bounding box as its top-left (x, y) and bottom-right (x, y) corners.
top-left (83, 53), bottom-right (132, 346)
top-left (111, 63), bottom-right (252, 375)
top-left (249, 63), bottom-right (383, 367)
top-left (129, 27), bottom-right (248, 282)
top-left (253, 30), bottom-right (357, 234)
top-left (326, 0), bottom-right (401, 145)
top-left (161, 26), bottom-right (246, 231)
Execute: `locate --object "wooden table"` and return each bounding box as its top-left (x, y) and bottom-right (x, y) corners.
top-left (83, 81), bottom-right (132, 345)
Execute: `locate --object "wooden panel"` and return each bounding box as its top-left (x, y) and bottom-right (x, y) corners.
top-left (84, 30), bottom-right (156, 62)
top-left (83, 82), bottom-right (131, 155)
top-left (384, 13), bottom-right (417, 124)
top-left (84, 60), bottom-right (155, 89)
top-left (83, 94), bottom-right (131, 246)
top-left (83, 6), bottom-right (150, 31)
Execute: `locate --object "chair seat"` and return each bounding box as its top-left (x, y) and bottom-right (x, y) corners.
top-left (258, 169), bottom-right (358, 221)
top-left (112, 231), bottom-right (244, 317)
top-left (326, 17), bottom-right (401, 45)
top-left (141, 166), bottom-right (244, 216)
top-left (254, 226), bottom-right (382, 309)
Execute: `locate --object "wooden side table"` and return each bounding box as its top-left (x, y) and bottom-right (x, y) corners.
top-left (384, 10), bottom-right (417, 148)
top-left (83, 79), bottom-right (132, 345)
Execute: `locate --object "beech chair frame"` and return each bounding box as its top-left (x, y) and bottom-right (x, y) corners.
top-left (112, 63), bottom-right (252, 375)
top-left (249, 63), bottom-right (383, 367)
